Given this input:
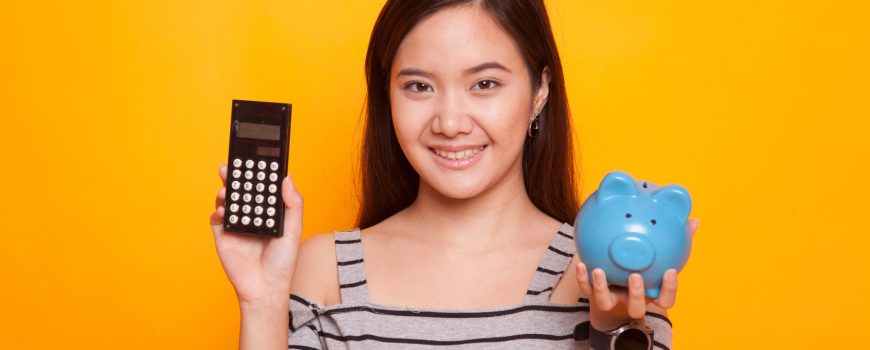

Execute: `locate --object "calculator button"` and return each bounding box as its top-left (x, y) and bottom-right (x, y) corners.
top-left (254, 206), bottom-right (263, 215)
top-left (255, 194), bottom-right (264, 204)
top-left (244, 182), bottom-right (253, 191)
top-left (257, 171), bottom-right (265, 181)
top-left (266, 207), bottom-right (275, 216)
top-left (270, 161), bottom-right (279, 171)
top-left (256, 183), bottom-right (265, 192)
top-left (253, 217), bottom-right (263, 227)
top-left (242, 204), bottom-right (251, 214)
top-left (268, 184), bottom-right (277, 193)
top-left (257, 160), bottom-right (267, 170)
top-left (244, 170), bottom-right (253, 180)
top-left (243, 193), bottom-right (252, 203)
top-left (230, 192), bottom-right (240, 201)
top-left (266, 218), bottom-right (275, 228)
top-left (268, 196), bottom-right (277, 205)
top-left (229, 203), bottom-right (239, 213)
top-left (269, 173), bottom-right (278, 182)
top-left (231, 181), bottom-right (240, 190)
top-left (228, 215), bottom-right (238, 224)
top-left (245, 159), bottom-right (254, 169)
top-left (233, 158), bottom-right (242, 167)
top-left (232, 169), bottom-right (241, 178)
top-left (241, 216), bottom-right (251, 225)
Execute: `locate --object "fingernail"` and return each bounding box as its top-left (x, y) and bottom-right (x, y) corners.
top-left (592, 269), bottom-right (605, 286)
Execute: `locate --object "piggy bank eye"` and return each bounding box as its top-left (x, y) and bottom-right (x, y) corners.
top-left (625, 213), bottom-right (632, 219)
top-left (650, 219), bottom-right (657, 225)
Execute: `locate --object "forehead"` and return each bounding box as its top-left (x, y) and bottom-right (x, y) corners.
top-left (391, 5), bottom-right (525, 76)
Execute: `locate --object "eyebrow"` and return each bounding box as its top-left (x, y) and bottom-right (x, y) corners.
top-left (464, 61), bottom-right (512, 75)
top-left (395, 61), bottom-right (512, 79)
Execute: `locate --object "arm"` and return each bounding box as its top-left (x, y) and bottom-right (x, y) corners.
top-left (209, 165), bottom-right (305, 350)
top-left (240, 295), bottom-right (291, 350)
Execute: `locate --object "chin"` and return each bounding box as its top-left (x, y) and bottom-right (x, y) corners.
top-left (423, 174), bottom-right (490, 200)
top-left (433, 186), bottom-right (481, 200)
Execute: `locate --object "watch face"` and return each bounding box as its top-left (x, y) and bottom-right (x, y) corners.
top-left (613, 328), bottom-right (651, 350)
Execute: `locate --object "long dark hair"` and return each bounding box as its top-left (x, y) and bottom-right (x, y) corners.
top-left (357, 0), bottom-right (580, 229)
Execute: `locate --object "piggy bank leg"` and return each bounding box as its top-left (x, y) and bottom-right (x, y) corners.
top-left (645, 287), bottom-right (660, 299)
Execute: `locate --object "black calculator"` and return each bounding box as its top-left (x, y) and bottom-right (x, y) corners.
top-left (224, 100), bottom-right (292, 236)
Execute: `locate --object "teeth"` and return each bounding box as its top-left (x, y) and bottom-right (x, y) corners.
top-left (434, 147), bottom-right (484, 160)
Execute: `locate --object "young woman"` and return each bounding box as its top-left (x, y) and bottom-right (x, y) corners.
top-left (209, 1), bottom-right (699, 349)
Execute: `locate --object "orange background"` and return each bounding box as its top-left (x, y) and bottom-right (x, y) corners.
top-left (2, 0), bottom-right (868, 348)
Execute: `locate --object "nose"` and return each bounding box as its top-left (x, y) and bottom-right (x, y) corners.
top-left (430, 89), bottom-right (472, 137)
top-left (608, 234), bottom-right (656, 272)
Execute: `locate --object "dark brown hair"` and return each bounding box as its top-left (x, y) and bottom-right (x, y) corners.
top-left (357, 0), bottom-right (580, 229)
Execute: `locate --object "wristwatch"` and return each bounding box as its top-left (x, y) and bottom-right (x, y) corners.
top-left (590, 322), bottom-right (654, 350)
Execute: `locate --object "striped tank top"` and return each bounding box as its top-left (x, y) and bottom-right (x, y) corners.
top-left (288, 223), bottom-right (674, 349)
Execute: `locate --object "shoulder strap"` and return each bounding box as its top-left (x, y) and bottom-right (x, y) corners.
top-left (334, 229), bottom-right (369, 304)
top-left (524, 222), bottom-right (576, 304)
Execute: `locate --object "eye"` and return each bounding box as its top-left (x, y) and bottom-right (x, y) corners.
top-left (472, 79), bottom-right (500, 90)
top-left (404, 81), bottom-right (433, 93)
top-left (651, 219), bottom-right (657, 225)
top-left (625, 213), bottom-right (632, 219)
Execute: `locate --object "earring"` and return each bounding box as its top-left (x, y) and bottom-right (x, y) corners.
top-left (527, 113), bottom-right (540, 138)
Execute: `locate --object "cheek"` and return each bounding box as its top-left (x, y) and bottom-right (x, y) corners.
top-left (474, 86), bottom-right (533, 145)
top-left (390, 91), bottom-right (430, 149)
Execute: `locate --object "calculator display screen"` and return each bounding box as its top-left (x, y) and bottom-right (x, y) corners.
top-left (257, 146), bottom-right (281, 157)
top-left (236, 121), bottom-right (281, 141)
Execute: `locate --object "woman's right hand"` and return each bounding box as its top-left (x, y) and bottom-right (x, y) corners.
top-left (209, 164), bottom-right (304, 306)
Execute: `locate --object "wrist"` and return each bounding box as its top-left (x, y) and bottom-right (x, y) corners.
top-left (238, 292), bottom-right (289, 350)
top-left (239, 291), bottom-right (290, 314)
top-left (590, 304), bottom-right (642, 331)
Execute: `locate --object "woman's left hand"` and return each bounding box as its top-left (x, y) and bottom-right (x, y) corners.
top-left (575, 218), bottom-right (700, 330)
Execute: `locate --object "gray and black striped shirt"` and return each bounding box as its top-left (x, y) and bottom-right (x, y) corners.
top-left (288, 223), bottom-right (673, 349)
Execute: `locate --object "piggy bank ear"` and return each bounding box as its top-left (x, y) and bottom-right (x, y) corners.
top-left (597, 171), bottom-right (639, 200)
top-left (652, 185), bottom-right (692, 223)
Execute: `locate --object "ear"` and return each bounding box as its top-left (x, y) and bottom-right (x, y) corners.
top-left (652, 185), bottom-right (692, 224)
top-left (597, 170), bottom-right (639, 201)
top-left (531, 66), bottom-right (551, 117)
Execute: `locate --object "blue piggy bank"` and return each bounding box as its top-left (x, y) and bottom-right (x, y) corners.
top-left (575, 170), bottom-right (693, 299)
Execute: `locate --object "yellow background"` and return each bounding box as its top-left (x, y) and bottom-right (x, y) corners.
top-left (2, 0), bottom-right (867, 348)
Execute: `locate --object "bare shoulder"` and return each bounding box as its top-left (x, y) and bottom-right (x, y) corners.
top-left (289, 232), bottom-right (341, 306)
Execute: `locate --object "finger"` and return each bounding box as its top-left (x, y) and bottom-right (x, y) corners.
top-left (575, 262), bottom-right (594, 298)
top-left (689, 218), bottom-right (700, 238)
top-left (218, 164), bottom-right (227, 186)
top-left (215, 187), bottom-right (226, 209)
top-left (654, 269), bottom-right (678, 309)
top-left (210, 205), bottom-right (225, 236)
top-left (591, 268), bottom-right (616, 311)
top-left (281, 174), bottom-right (304, 240)
top-left (627, 273), bottom-right (647, 319)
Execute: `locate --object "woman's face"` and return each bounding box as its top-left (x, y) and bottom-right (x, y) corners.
top-left (390, 5), bottom-right (549, 200)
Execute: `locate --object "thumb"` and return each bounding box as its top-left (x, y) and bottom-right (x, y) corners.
top-left (688, 218), bottom-right (700, 238)
top-left (281, 174), bottom-right (304, 239)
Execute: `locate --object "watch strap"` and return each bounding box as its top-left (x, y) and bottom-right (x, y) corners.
top-left (589, 325), bottom-right (610, 350)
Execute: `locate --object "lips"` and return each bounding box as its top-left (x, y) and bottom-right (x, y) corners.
top-left (428, 145), bottom-right (487, 170)
top-left (431, 146), bottom-right (485, 160)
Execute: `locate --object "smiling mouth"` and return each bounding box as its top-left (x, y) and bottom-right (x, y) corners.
top-left (430, 146), bottom-right (487, 160)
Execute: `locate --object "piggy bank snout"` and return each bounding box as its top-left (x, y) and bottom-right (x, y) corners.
top-left (608, 235), bottom-right (656, 272)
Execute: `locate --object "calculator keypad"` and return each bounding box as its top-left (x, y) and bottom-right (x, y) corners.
top-left (226, 157), bottom-right (283, 234)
